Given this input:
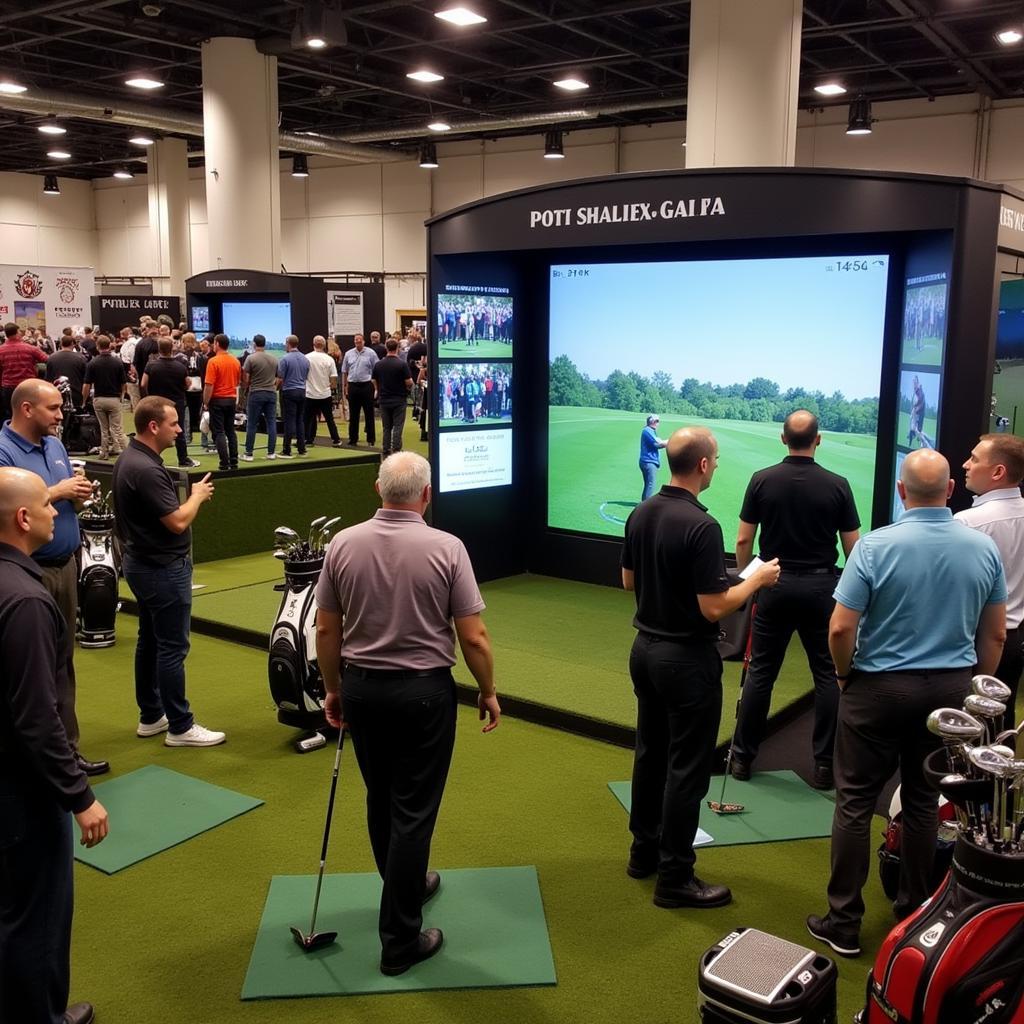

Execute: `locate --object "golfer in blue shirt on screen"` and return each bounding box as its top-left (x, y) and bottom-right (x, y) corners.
top-left (639, 414), bottom-right (668, 501)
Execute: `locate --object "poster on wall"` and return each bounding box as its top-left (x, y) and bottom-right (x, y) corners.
top-left (327, 290), bottom-right (364, 336)
top-left (0, 263), bottom-right (96, 337)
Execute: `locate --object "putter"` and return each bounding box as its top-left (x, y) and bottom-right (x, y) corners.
top-left (708, 599), bottom-right (757, 816)
top-left (291, 728), bottom-right (345, 953)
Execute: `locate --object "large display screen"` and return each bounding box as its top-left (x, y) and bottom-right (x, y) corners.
top-left (992, 278), bottom-right (1024, 436)
top-left (222, 301), bottom-right (292, 352)
top-left (547, 254), bottom-right (891, 538)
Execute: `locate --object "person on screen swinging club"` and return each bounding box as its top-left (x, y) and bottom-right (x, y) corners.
top-left (638, 414), bottom-right (668, 501)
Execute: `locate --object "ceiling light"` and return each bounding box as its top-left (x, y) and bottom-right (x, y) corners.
top-left (419, 143), bottom-right (439, 169)
top-left (37, 121), bottom-right (66, 135)
top-left (113, 167), bottom-right (135, 179)
top-left (428, 120), bottom-right (452, 132)
top-left (544, 130), bottom-right (565, 159)
top-left (47, 150), bottom-right (72, 160)
top-left (814, 82), bottom-right (847, 96)
top-left (43, 174), bottom-right (60, 196)
top-left (291, 0), bottom-right (347, 50)
top-left (291, 154), bottom-right (309, 178)
top-left (125, 75), bottom-right (164, 89)
top-left (554, 76), bottom-right (589, 91)
top-left (407, 69), bottom-right (445, 83)
top-left (435, 7), bottom-right (487, 26)
top-left (306, 37), bottom-right (327, 48)
top-left (0, 80), bottom-right (27, 94)
top-left (846, 94), bottom-right (872, 135)
top-left (129, 132), bottom-right (155, 146)
top-left (996, 27), bottom-right (1023, 45)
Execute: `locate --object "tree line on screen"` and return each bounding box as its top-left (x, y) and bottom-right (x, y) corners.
top-left (550, 356), bottom-right (879, 435)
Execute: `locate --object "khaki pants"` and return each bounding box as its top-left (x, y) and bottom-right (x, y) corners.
top-left (93, 396), bottom-right (127, 456)
top-left (125, 382), bottom-right (141, 410)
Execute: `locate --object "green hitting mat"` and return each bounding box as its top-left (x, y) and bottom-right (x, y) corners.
top-left (241, 866), bottom-right (556, 999)
top-left (75, 765), bottom-right (263, 874)
top-left (607, 770), bottom-right (836, 846)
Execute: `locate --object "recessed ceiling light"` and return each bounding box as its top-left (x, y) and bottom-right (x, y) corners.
top-left (113, 167), bottom-right (135, 179)
top-left (47, 150), bottom-right (72, 159)
top-left (814, 82), bottom-right (847, 96)
top-left (428, 120), bottom-right (452, 132)
top-left (307, 37), bottom-right (327, 48)
top-left (129, 133), bottom-right (155, 146)
top-left (996, 27), bottom-right (1023, 45)
top-left (435, 7), bottom-right (487, 26)
top-left (407, 69), bottom-right (444, 82)
top-left (37, 122), bottom-right (66, 135)
top-left (0, 80), bottom-right (27, 94)
top-left (554, 77), bottom-right (589, 91)
top-left (125, 75), bottom-right (164, 89)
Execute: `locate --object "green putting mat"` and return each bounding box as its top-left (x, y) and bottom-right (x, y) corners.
top-left (241, 866), bottom-right (556, 999)
top-left (607, 769), bottom-right (835, 846)
top-left (75, 765), bottom-right (263, 874)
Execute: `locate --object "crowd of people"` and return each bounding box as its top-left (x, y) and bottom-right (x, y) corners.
top-left (436, 295), bottom-right (513, 346)
top-left (438, 365), bottom-right (512, 423)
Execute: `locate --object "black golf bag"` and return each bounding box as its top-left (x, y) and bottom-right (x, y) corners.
top-left (858, 835), bottom-right (1024, 1024)
top-left (77, 512), bottom-right (119, 648)
top-left (62, 406), bottom-right (101, 455)
top-left (268, 556), bottom-right (330, 752)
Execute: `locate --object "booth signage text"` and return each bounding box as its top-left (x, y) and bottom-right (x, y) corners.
top-left (529, 196), bottom-right (726, 230)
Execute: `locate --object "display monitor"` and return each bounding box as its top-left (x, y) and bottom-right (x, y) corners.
top-left (222, 300), bottom-right (292, 353)
top-left (992, 278), bottom-right (1024, 436)
top-left (191, 305), bottom-right (210, 334)
top-left (437, 292), bottom-right (513, 359)
top-left (547, 254), bottom-right (891, 538)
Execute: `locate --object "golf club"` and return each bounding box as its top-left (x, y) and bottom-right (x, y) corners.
top-left (963, 695), bottom-right (1007, 745)
top-left (971, 674), bottom-right (1012, 704)
top-left (290, 728), bottom-right (346, 953)
top-left (308, 516), bottom-right (327, 549)
top-left (708, 599), bottom-right (756, 816)
top-left (926, 708), bottom-right (985, 774)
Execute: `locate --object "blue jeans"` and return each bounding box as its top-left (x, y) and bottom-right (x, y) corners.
top-left (640, 461), bottom-right (658, 501)
top-left (281, 388), bottom-right (306, 455)
top-left (246, 390), bottom-right (278, 455)
top-left (123, 554), bottom-right (194, 734)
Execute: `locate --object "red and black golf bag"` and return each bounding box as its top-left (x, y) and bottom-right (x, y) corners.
top-left (858, 835), bottom-right (1024, 1024)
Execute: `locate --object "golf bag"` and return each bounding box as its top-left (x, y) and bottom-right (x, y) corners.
top-left (698, 927), bottom-right (838, 1023)
top-left (61, 404), bottom-right (101, 455)
top-left (877, 785), bottom-right (958, 901)
top-left (268, 556), bottom-right (330, 751)
top-left (77, 512), bottom-right (119, 648)
top-left (858, 835), bottom-right (1024, 1024)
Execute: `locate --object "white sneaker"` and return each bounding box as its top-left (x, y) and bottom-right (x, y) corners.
top-left (265, 453), bottom-right (277, 460)
top-left (137, 714), bottom-right (169, 737)
top-left (240, 453), bottom-right (254, 462)
top-left (164, 723), bottom-right (226, 747)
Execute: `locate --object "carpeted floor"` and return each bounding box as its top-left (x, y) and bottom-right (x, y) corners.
top-left (71, 628), bottom-right (895, 1024)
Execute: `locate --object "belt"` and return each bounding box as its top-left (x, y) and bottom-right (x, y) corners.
top-left (344, 664), bottom-right (450, 680)
top-left (35, 554), bottom-right (73, 569)
top-left (781, 566), bottom-right (835, 575)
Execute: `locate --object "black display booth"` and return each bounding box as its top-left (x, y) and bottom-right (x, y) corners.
top-left (426, 168), bottom-right (1024, 586)
top-left (90, 294), bottom-right (181, 334)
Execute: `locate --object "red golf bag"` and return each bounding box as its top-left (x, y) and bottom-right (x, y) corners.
top-left (858, 835), bottom-right (1024, 1024)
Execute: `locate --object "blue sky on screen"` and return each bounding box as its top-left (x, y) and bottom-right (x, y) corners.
top-left (222, 301), bottom-right (292, 349)
top-left (549, 255), bottom-right (890, 399)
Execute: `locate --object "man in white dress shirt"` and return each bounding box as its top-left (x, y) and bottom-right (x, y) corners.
top-left (304, 335), bottom-right (342, 447)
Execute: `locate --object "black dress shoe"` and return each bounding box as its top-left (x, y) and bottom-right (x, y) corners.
top-left (75, 754), bottom-right (110, 777)
top-left (64, 1002), bottom-right (95, 1024)
top-left (626, 856), bottom-right (657, 879)
top-left (729, 758), bottom-right (751, 782)
top-left (812, 763), bottom-right (835, 790)
top-left (806, 913), bottom-right (860, 957)
top-left (653, 876), bottom-right (732, 909)
top-left (423, 870), bottom-right (441, 904)
top-left (380, 928), bottom-right (444, 976)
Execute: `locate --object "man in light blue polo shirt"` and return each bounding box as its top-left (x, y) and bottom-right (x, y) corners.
top-left (807, 449), bottom-right (1005, 959)
top-left (275, 335), bottom-right (310, 458)
top-left (341, 333), bottom-right (379, 447)
top-left (638, 414), bottom-right (667, 501)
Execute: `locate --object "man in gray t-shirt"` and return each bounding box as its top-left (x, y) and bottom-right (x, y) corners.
top-left (241, 334), bottom-right (279, 460)
top-left (315, 452), bottom-right (501, 977)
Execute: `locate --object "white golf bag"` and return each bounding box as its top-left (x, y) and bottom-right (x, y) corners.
top-left (77, 512), bottom-right (119, 648)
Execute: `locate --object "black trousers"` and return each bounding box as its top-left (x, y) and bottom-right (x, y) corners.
top-left (993, 626), bottom-right (1022, 719)
top-left (0, 778), bottom-right (73, 1024)
top-left (828, 668), bottom-right (970, 932)
top-left (172, 400), bottom-right (189, 465)
top-left (208, 397), bottom-right (237, 468)
top-left (342, 667), bottom-right (456, 958)
top-left (184, 390), bottom-right (203, 441)
top-left (628, 634), bottom-right (722, 887)
top-left (0, 387), bottom-right (12, 425)
top-left (379, 402), bottom-right (406, 456)
top-left (347, 381), bottom-right (375, 444)
top-left (304, 396), bottom-right (339, 444)
top-left (734, 570), bottom-right (839, 766)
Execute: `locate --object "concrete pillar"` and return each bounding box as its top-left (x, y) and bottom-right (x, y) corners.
top-left (147, 137), bottom-right (192, 298)
top-left (686, 0), bottom-right (802, 168)
top-left (200, 37), bottom-right (281, 272)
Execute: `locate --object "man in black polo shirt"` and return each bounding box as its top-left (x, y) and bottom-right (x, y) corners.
top-left (622, 427), bottom-right (779, 909)
top-left (112, 397), bottom-right (225, 748)
top-left (731, 410), bottom-right (861, 790)
top-left (372, 338), bottom-right (413, 458)
top-left (142, 338), bottom-right (199, 468)
top-left (82, 336), bottom-right (127, 459)
top-left (46, 336), bottom-right (87, 408)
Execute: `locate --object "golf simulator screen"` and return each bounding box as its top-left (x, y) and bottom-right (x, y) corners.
top-left (547, 254), bottom-right (892, 538)
top-left (222, 300), bottom-right (292, 352)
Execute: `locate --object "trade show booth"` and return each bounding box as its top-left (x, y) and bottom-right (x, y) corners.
top-left (90, 294), bottom-right (181, 333)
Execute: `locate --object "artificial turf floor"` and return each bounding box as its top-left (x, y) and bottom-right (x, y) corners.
top-left (72, 628), bottom-right (895, 1024)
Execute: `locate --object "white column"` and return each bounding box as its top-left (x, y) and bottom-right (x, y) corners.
top-left (147, 137), bottom-right (192, 297)
top-left (686, 0), bottom-right (802, 168)
top-left (200, 37), bottom-right (281, 272)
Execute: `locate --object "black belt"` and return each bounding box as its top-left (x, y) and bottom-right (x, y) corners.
top-left (35, 554), bottom-right (73, 569)
top-left (344, 664), bottom-right (450, 680)
top-left (781, 566), bottom-right (835, 575)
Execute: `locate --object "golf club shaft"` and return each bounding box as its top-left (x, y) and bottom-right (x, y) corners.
top-left (307, 729), bottom-right (345, 936)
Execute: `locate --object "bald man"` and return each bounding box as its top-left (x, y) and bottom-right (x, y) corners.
top-left (732, 410), bottom-right (861, 790)
top-left (622, 428), bottom-right (780, 909)
top-left (304, 335), bottom-right (341, 447)
top-left (0, 467), bottom-right (108, 1024)
top-left (807, 449), bottom-right (1006, 959)
top-left (0, 379), bottom-right (108, 776)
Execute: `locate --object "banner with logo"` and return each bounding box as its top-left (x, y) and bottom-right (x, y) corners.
top-left (0, 263), bottom-right (96, 338)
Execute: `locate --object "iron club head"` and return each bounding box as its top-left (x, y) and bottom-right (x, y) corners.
top-left (971, 675), bottom-right (1012, 703)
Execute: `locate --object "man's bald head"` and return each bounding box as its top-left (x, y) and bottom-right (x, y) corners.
top-left (11, 378), bottom-right (59, 410)
top-left (666, 427), bottom-right (717, 478)
top-left (0, 467), bottom-right (55, 553)
top-left (900, 449), bottom-right (952, 505)
top-left (782, 410), bottom-right (820, 451)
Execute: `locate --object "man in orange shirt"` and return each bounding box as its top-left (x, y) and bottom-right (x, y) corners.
top-left (202, 334), bottom-right (242, 471)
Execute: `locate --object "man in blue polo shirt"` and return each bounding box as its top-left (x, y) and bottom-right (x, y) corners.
top-left (0, 379), bottom-right (110, 776)
top-left (275, 335), bottom-right (310, 459)
top-left (807, 449), bottom-right (1006, 958)
top-left (638, 414), bottom-right (667, 501)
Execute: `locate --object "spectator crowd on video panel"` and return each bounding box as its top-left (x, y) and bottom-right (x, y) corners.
top-left (437, 296), bottom-right (513, 345)
top-left (439, 365), bottom-right (512, 422)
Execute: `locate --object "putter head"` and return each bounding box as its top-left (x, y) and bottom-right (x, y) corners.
top-left (972, 674), bottom-right (1012, 703)
top-left (290, 926), bottom-right (338, 952)
top-left (707, 799), bottom-right (745, 815)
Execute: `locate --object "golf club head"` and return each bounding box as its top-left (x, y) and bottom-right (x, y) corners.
top-left (972, 674), bottom-right (1012, 703)
top-left (991, 744), bottom-right (1016, 759)
top-left (273, 550), bottom-right (287, 560)
top-left (274, 527), bottom-right (300, 546)
top-left (289, 926), bottom-right (338, 953)
top-left (707, 800), bottom-right (745, 815)
top-left (964, 695), bottom-right (1007, 720)
top-left (967, 746), bottom-right (1013, 777)
top-left (926, 707), bottom-right (985, 740)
